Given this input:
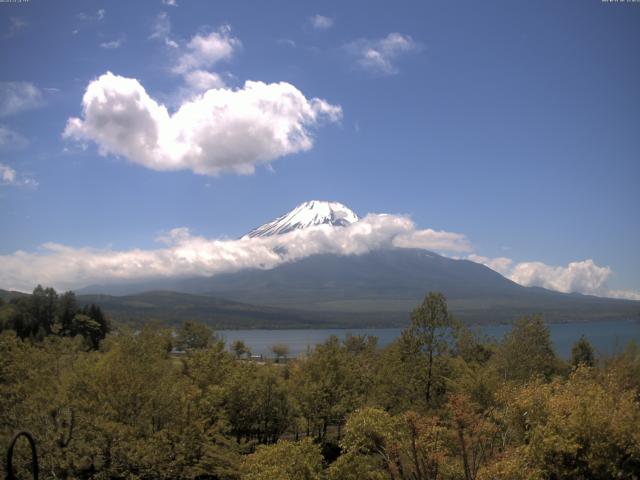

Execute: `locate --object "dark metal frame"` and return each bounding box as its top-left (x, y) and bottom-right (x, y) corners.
top-left (5, 432), bottom-right (38, 480)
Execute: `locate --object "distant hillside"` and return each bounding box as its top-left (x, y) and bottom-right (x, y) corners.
top-left (0, 289), bottom-right (29, 302)
top-left (75, 291), bottom-right (407, 329)
top-left (78, 249), bottom-right (640, 326)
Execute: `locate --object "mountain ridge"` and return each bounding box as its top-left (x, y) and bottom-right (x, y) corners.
top-left (57, 201), bottom-right (640, 326)
top-left (77, 248), bottom-right (640, 326)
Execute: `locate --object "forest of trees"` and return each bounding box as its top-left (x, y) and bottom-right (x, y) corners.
top-left (0, 286), bottom-right (109, 350)
top-left (1, 291), bottom-right (640, 479)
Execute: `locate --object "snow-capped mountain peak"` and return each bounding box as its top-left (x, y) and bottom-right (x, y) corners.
top-left (245, 200), bottom-right (359, 238)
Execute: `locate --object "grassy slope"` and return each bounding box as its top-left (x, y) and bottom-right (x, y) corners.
top-left (76, 291), bottom-right (407, 329)
top-left (74, 289), bottom-right (640, 330)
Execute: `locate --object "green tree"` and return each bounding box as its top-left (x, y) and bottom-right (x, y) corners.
top-left (399, 292), bottom-right (458, 407)
top-left (0, 331), bottom-right (86, 479)
top-left (232, 339), bottom-right (251, 359)
top-left (175, 320), bottom-right (214, 350)
top-left (329, 407), bottom-right (448, 480)
top-left (30, 284), bottom-right (58, 334)
top-left (0, 287), bottom-right (108, 348)
top-left (447, 393), bottom-right (501, 480)
top-left (0, 302), bottom-right (30, 338)
top-left (67, 326), bottom-right (239, 478)
top-left (56, 291), bottom-right (78, 336)
top-left (493, 366), bottom-right (640, 479)
top-left (242, 438), bottom-right (323, 480)
top-left (571, 335), bottom-right (595, 368)
top-left (224, 362), bottom-right (292, 443)
top-left (69, 313), bottom-right (103, 349)
top-left (603, 340), bottom-right (640, 399)
top-left (455, 326), bottom-right (493, 365)
top-left (290, 336), bottom-right (366, 441)
top-left (271, 343), bottom-right (290, 363)
top-left (492, 315), bottom-right (559, 383)
top-left (182, 339), bottom-right (233, 389)
top-left (81, 303), bottom-right (110, 342)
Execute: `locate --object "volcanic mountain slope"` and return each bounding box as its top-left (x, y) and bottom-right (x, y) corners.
top-left (170, 248), bottom-right (640, 324)
top-left (78, 201), bottom-right (640, 326)
top-left (74, 291), bottom-right (354, 329)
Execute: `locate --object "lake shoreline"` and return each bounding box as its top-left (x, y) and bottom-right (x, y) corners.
top-left (216, 318), bottom-right (640, 359)
top-left (215, 316), bottom-right (640, 331)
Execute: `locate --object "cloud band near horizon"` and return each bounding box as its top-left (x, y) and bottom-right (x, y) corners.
top-left (0, 213), bottom-right (470, 292)
top-left (0, 213), bottom-right (636, 301)
top-left (467, 254), bottom-right (640, 301)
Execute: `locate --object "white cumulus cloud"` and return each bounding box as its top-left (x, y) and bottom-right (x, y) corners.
top-left (2, 209), bottom-right (635, 300)
top-left (172, 26), bottom-right (241, 94)
top-left (393, 228), bottom-right (471, 252)
top-left (0, 214), bottom-right (470, 292)
top-left (0, 163), bottom-right (16, 184)
top-left (151, 21), bottom-right (235, 89)
top-left (173, 26), bottom-right (241, 75)
top-left (509, 259), bottom-right (612, 295)
top-left (183, 70), bottom-right (226, 91)
top-left (0, 162), bottom-right (37, 188)
top-left (607, 289), bottom-right (640, 301)
top-left (63, 72), bottom-right (342, 176)
top-left (0, 82), bottom-right (43, 117)
top-left (468, 254), bottom-right (639, 300)
top-left (466, 254), bottom-right (514, 277)
top-left (346, 33), bottom-right (420, 75)
top-left (310, 15), bottom-right (334, 30)
top-left (149, 12), bottom-right (177, 47)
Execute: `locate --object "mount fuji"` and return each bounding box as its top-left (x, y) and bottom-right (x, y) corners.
top-left (76, 201), bottom-right (640, 327)
top-left (244, 200), bottom-right (359, 238)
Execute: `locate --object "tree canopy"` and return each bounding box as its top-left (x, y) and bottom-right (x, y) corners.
top-left (2, 291), bottom-right (639, 479)
top-left (0, 285), bottom-right (109, 349)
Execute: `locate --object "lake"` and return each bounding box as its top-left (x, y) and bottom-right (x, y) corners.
top-left (219, 318), bottom-right (640, 358)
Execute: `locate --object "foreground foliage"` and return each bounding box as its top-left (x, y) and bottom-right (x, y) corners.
top-left (1, 291), bottom-right (639, 479)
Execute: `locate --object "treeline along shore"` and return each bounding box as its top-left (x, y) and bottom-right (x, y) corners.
top-left (1, 289), bottom-right (640, 479)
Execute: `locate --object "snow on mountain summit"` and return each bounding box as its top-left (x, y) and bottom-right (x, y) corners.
top-left (245, 200), bottom-right (359, 238)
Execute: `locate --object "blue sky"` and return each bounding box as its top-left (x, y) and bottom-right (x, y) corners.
top-left (0, 0), bottom-right (638, 297)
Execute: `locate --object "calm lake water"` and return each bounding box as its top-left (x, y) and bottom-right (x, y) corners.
top-left (219, 319), bottom-right (640, 359)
